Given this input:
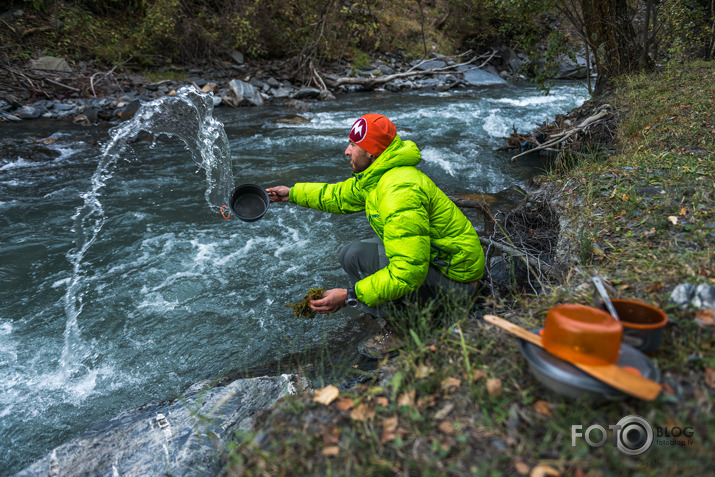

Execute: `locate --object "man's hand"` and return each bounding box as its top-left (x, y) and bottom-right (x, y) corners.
top-left (309, 288), bottom-right (348, 315)
top-left (266, 185), bottom-right (290, 202)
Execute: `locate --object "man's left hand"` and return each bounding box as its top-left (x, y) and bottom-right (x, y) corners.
top-left (309, 288), bottom-right (348, 314)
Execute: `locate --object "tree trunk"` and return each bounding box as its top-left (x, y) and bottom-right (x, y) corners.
top-left (581, 0), bottom-right (645, 95)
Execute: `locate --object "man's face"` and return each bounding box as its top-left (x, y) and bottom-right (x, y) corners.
top-left (345, 142), bottom-right (374, 174)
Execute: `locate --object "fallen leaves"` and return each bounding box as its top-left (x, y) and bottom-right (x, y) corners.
top-left (437, 420), bottom-right (455, 434)
top-left (486, 378), bottom-right (502, 397)
top-left (350, 403), bottom-right (376, 421)
top-left (380, 416), bottom-right (399, 443)
top-left (533, 400), bottom-right (552, 417)
top-left (705, 367), bottom-right (715, 389)
top-left (530, 463), bottom-right (561, 477)
top-left (472, 369), bottom-right (487, 382)
top-left (415, 364), bottom-right (435, 378)
top-left (321, 427), bottom-right (341, 445)
top-left (313, 385), bottom-right (339, 405)
top-left (322, 446), bottom-right (340, 456)
top-left (515, 461), bottom-right (530, 475)
top-left (441, 377), bottom-right (461, 392)
top-left (695, 309), bottom-right (715, 329)
top-left (335, 397), bottom-right (354, 411)
top-left (398, 390), bottom-right (415, 407)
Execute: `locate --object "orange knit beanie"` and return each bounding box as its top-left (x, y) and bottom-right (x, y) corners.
top-left (348, 114), bottom-right (397, 157)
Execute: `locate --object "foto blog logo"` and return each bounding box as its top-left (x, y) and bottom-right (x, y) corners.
top-left (571, 415), bottom-right (695, 456)
top-left (572, 415), bottom-right (653, 456)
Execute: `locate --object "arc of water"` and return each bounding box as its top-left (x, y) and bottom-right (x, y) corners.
top-left (59, 86), bottom-right (234, 377)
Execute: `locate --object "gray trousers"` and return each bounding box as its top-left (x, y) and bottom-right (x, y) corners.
top-left (338, 238), bottom-right (476, 318)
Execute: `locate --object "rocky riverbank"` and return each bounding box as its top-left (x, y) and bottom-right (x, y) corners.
top-left (0, 48), bottom-right (589, 124)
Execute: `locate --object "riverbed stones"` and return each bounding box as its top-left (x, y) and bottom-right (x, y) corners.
top-left (17, 374), bottom-right (307, 476)
top-left (2, 50), bottom-right (547, 124)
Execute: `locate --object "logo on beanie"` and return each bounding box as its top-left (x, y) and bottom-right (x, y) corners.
top-left (349, 118), bottom-right (368, 143)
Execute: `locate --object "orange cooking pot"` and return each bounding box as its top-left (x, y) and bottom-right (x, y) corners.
top-left (542, 304), bottom-right (623, 365)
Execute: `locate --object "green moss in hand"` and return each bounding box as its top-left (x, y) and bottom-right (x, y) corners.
top-left (286, 287), bottom-right (325, 318)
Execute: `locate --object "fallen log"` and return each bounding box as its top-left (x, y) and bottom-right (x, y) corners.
top-left (321, 50), bottom-right (497, 89)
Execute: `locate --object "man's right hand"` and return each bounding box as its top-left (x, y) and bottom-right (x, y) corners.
top-left (266, 186), bottom-right (290, 202)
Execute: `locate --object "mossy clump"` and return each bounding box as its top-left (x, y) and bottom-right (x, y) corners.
top-left (286, 288), bottom-right (324, 318)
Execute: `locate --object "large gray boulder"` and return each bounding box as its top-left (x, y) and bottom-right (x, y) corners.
top-left (29, 56), bottom-right (71, 73)
top-left (553, 54), bottom-right (590, 79)
top-left (17, 374), bottom-right (306, 477)
top-left (460, 68), bottom-right (507, 86)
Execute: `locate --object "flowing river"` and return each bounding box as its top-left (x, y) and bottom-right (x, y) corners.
top-left (0, 81), bottom-right (587, 473)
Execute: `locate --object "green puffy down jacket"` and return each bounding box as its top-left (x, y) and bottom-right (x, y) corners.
top-left (289, 134), bottom-right (484, 307)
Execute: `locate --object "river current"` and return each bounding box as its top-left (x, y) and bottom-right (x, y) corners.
top-left (0, 82), bottom-right (587, 473)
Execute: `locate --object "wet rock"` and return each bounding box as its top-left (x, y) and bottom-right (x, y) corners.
top-left (17, 374), bottom-right (306, 477)
top-left (272, 87), bottom-right (292, 99)
top-left (230, 50), bottom-right (245, 65)
top-left (293, 87), bottom-right (321, 100)
top-left (117, 100), bottom-right (141, 120)
top-left (276, 115), bottom-right (311, 125)
top-left (81, 106), bottom-right (100, 123)
top-left (319, 89), bottom-right (336, 101)
top-left (460, 68), bottom-right (507, 86)
top-left (14, 105), bottom-right (42, 119)
top-left (554, 54), bottom-right (589, 80)
top-left (414, 59), bottom-right (446, 70)
top-left (0, 139), bottom-right (61, 162)
top-left (228, 79), bottom-right (264, 107)
top-left (286, 99), bottom-right (310, 112)
top-left (73, 114), bottom-right (90, 126)
top-left (1, 112), bottom-right (21, 121)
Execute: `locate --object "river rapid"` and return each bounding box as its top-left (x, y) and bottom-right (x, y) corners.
top-left (0, 82), bottom-right (587, 473)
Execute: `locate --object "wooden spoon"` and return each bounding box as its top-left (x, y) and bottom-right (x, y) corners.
top-left (483, 314), bottom-right (661, 401)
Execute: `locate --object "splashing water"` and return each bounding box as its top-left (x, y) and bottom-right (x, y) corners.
top-left (59, 86), bottom-right (234, 378)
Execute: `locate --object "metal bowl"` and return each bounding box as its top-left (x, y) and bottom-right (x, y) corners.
top-left (519, 329), bottom-right (660, 401)
top-left (229, 183), bottom-right (270, 222)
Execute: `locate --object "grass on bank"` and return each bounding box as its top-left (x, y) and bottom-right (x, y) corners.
top-left (219, 62), bottom-right (714, 476)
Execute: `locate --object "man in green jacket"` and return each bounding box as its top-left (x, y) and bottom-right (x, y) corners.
top-left (267, 114), bottom-right (484, 357)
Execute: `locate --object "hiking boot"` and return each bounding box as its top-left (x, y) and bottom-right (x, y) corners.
top-left (357, 324), bottom-right (401, 359)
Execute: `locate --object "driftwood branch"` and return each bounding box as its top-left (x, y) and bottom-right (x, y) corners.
top-left (510, 105), bottom-right (613, 162)
top-left (322, 50), bottom-right (497, 89)
top-left (480, 237), bottom-right (553, 274)
top-left (447, 196), bottom-right (490, 211)
top-left (90, 60), bottom-right (126, 97)
top-left (44, 77), bottom-right (80, 92)
top-left (309, 60), bottom-right (327, 91)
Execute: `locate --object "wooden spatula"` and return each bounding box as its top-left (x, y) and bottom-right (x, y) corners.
top-left (483, 314), bottom-right (662, 401)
